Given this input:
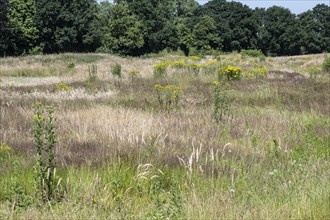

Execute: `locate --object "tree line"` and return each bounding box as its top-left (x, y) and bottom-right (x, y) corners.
top-left (0, 0), bottom-right (329, 57)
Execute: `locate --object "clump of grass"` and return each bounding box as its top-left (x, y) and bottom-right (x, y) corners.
top-left (112, 63), bottom-right (122, 78)
top-left (88, 64), bottom-right (98, 82)
top-left (67, 62), bottom-right (75, 70)
top-left (171, 61), bottom-right (188, 69)
top-left (245, 67), bottom-right (268, 79)
top-left (128, 70), bottom-right (140, 81)
top-left (322, 56), bottom-right (330, 73)
top-left (307, 66), bottom-right (322, 79)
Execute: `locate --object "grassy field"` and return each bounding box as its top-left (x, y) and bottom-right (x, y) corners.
top-left (0, 52), bottom-right (329, 219)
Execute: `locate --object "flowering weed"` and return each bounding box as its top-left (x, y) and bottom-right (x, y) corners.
top-left (219, 65), bottom-right (242, 81)
top-left (154, 84), bottom-right (181, 111)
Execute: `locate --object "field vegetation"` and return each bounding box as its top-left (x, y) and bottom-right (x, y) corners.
top-left (0, 52), bottom-right (329, 219)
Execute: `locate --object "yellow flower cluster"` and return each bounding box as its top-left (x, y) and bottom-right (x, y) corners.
top-left (225, 65), bottom-right (241, 73)
top-left (189, 56), bottom-right (201, 60)
top-left (0, 143), bottom-right (12, 153)
top-left (219, 65), bottom-right (242, 80)
top-left (154, 84), bottom-right (181, 110)
top-left (55, 81), bottom-right (71, 91)
top-left (128, 70), bottom-right (140, 74)
top-left (250, 67), bottom-right (268, 78)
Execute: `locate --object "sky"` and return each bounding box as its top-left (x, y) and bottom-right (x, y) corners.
top-left (197, 0), bottom-right (329, 14)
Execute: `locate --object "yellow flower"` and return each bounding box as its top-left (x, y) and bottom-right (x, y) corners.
top-left (0, 143), bottom-right (11, 153)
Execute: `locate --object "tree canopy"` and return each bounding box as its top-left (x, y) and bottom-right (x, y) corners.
top-left (0, 0), bottom-right (329, 56)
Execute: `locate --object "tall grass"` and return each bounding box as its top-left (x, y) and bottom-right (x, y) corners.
top-left (0, 53), bottom-right (329, 219)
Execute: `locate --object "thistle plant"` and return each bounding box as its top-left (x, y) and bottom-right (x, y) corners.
top-left (33, 102), bottom-right (59, 202)
top-left (212, 81), bottom-right (235, 123)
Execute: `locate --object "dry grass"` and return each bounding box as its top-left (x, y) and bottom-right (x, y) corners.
top-left (0, 53), bottom-right (329, 219)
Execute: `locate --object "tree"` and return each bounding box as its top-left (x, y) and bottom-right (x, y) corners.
top-left (2, 0), bottom-right (38, 55)
top-left (192, 15), bottom-right (222, 51)
top-left (256, 6), bottom-right (304, 56)
top-left (0, 0), bottom-right (9, 55)
top-left (177, 23), bottom-right (194, 55)
top-left (35, 0), bottom-right (101, 53)
top-left (122, 0), bottom-right (180, 53)
top-left (299, 4), bottom-right (330, 53)
top-left (102, 2), bottom-right (145, 56)
top-left (193, 0), bottom-right (258, 52)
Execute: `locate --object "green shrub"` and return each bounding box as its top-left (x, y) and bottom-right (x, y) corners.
top-left (322, 56), bottom-right (330, 73)
top-left (112, 63), bottom-right (122, 78)
top-left (241, 49), bottom-right (265, 59)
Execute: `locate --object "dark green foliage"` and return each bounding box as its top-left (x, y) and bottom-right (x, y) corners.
top-left (101, 2), bottom-right (145, 56)
top-left (0, 0), bottom-right (329, 56)
top-left (193, 0), bottom-right (258, 52)
top-left (299, 4), bottom-right (330, 54)
top-left (1, 0), bottom-right (38, 56)
top-left (0, 0), bottom-right (9, 56)
top-left (35, 0), bottom-right (101, 53)
top-left (256, 6), bottom-right (304, 56)
top-left (192, 15), bottom-right (222, 51)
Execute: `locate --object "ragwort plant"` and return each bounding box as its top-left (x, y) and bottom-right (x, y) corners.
top-left (55, 81), bottom-right (71, 92)
top-left (128, 69), bottom-right (140, 81)
top-left (153, 62), bottom-right (169, 78)
top-left (33, 102), bottom-right (61, 203)
top-left (219, 65), bottom-right (242, 81)
top-left (212, 81), bottom-right (235, 123)
top-left (154, 84), bottom-right (181, 112)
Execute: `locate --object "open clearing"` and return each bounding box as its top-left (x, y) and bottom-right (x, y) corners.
top-left (0, 53), bottom-right (329, 219)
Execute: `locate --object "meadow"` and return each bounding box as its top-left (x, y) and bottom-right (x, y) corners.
top-left (0, 52), bottom-right (329, 219)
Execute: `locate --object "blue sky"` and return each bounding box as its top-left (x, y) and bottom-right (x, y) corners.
top-left (101, 0), bottom-right (329, 14)
top-left (197, 0), bottom-right (329, 14)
